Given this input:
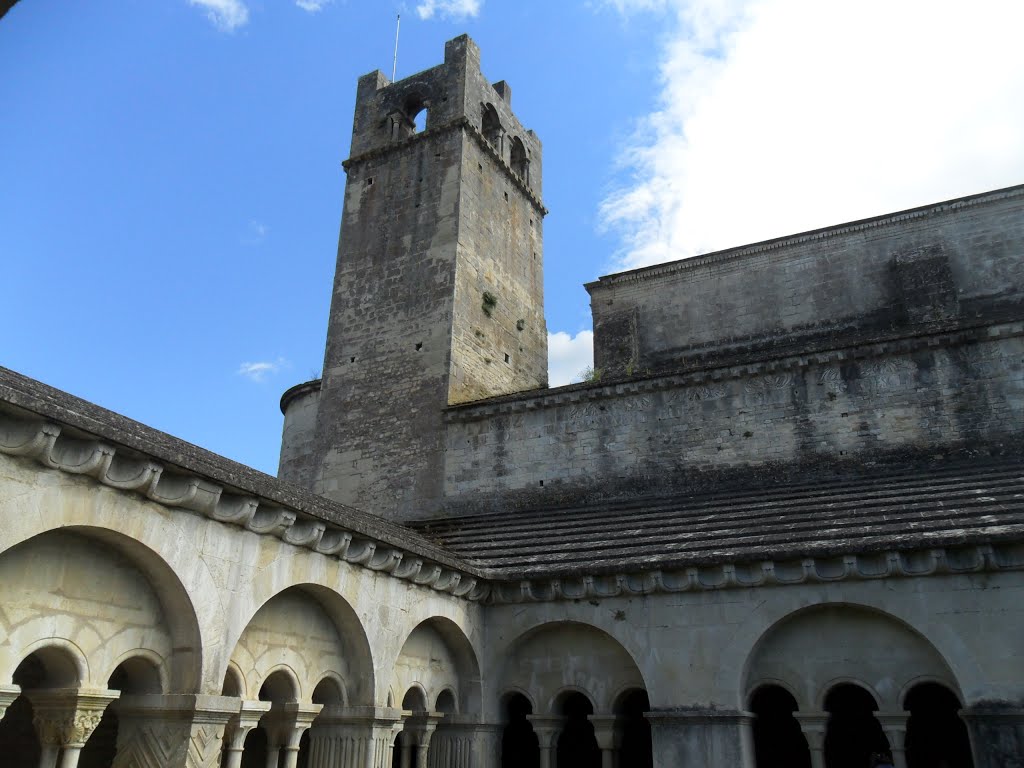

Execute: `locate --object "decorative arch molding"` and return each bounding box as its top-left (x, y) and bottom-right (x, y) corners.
top-left (0, 507), bottom-right (208, 693)
top-left (549, 685), bottom-right (598, 715)
top-left (497, 620), bottom-right (648, 715)
top-left (11, 638), bottom-right (89, 688)
top-left (258, 665), bottom-right (302, 703)
top-left (816, 676), bottom-right (884, 712)
top-left (104, 647), bottom-right (168, 694)
top-left (897, 674), bottom-right (964, 708)
top-left (400, 682), bottom-right (429, 712)
top-left (312, 672), bottom-right (348, 707)
top-left (744, 677), bottom-right (803, 709)
top-left (224, 582), bottom-right (375, 707)
top-left (737, 601), bottom-right (965, 712)
top-left (499, 686), bottom-right (538, 714)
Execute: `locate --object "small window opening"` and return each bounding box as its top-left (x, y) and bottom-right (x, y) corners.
top-left (350, 357), bottom-right (356, 363)
top-left (504, 353), bottom-right (510, 363)
top-left (404, 93), bottom-right (428, 135)
top-left (539, 480), bottom-right (544, 487)
top-left (366, 177), bottom-right (374, 186)
top-left (510, 136), bottom-right (530, 181)
top-left (412, 109), bottom-right (427, 133)
top-left (415, 342), bottom-right (423, 351)
top-left (482, 103), bottom-right (504, 152)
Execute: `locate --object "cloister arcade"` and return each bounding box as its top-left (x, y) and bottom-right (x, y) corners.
top-left (0, 455), bottom-right (1013, 768)
top-left (0, 522), bottom-right (658, 768)
top-left (743, 605), bottom-right (976, 768)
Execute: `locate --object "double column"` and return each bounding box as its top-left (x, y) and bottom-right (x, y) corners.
top-left (526, 714), bottom-right (563, 768)
top-left (221, 700), bottom-right (273, 768)
top-left (25, 688), bottom-right (119, 768)
top-left (395, 710), bottom-right (444, 768)
top-left (261, 702), bottom-right (324, 768)
top-left (795, 710), bottom-right (909, 768)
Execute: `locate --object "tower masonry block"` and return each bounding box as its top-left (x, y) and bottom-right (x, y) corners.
top-left (279, 35), bottom-right (548, 520)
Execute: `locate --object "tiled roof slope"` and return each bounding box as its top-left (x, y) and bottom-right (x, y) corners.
top-left (0, 366), bottom-right (473, 575)
top-left (412, 456), bottom-right (1024, 578)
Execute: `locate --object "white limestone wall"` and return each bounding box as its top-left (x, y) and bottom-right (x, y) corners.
top-left (4, 449), bottom-right (1024, 766)
top-left (0, 452), bottom-right (486, 709)
top-left (481, 571), bottom-right (1024, 717)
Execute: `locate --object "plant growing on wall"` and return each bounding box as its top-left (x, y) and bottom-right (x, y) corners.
top-left (482, 291), bottom-right (497, 317)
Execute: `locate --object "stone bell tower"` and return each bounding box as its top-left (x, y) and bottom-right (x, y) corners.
top-left (279, 35), bottom-right (547, 520)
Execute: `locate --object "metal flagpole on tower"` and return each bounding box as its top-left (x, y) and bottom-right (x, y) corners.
top-left (392, 13), bottom-right (401, 82)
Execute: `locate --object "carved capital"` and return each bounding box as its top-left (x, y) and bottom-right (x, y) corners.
top-left (26, 688), bottom-right (118, 748)
top-left (526, 714), bottom-right (566, 749)
top-left (34, 708), bottom-right (103, 747)
top-left (587, 714), bottom-right (622, 750)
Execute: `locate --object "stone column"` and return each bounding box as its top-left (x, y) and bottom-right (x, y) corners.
top-left (960, 703), bottom-right (1024, 768)
top-left (402, 711), bottom-right (442, 767)
top-left (112, 693), bottom-right (241, 768)
top-left (222, 700), bottom-right (272, 768)
top-left (645, 708), bottom-right (755, 768)
top-left (588, 714), bottom-right (621, 768)
top-left (262, 702), bottom-right (323, 768)
top-left (26, 688), bottom-right (119, 768)
top-left (0, 684), bottom-right (21, 721)
top-left (794, 711), bottom-right (829, 768)
top-left (526, 715), bottom-right (564, 768)
top-left (876, 712), bottom-right (909, 768)
top-left (305, 705), bottom-right (403, 768)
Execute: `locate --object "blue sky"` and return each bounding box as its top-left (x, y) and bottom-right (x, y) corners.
top-left (2, 0), bottom-right (1022, 476)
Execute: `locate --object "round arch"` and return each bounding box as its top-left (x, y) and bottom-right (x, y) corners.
top-left (717, 593), bottom-right (984, 709)
top-left (391, 616), bottom-right (482, 715)
top-left (742, 603), bottom-right (961, 711)
top-left (0, 525), bottom-right (203, 692)
top-left (225, 583), bottom-right (375, 706)
top-left (0, 482), bottom-right (225, 693)
top-left (497, 621), bottom-right (647, 715)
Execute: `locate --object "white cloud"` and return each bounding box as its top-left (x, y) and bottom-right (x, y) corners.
top-left (237, 357), bottom-right (289, 382)
top-left (188, 0), bottom-right (249, 31)
top-left (415, 0), bottom-right (482, 21)
top-left (599, 0), bottom-right (1024, 271)
top-left (295, 0), bottom-right (331, 11)
top-left (243, 219), bottom-right (269, 245)
top-left (548, 330), bottom-right (594, 387)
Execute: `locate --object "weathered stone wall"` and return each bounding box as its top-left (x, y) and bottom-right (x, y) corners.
top-left (449, 134), bottom-right (547, 404)
top-left (443, 327), bottom-right (1024, 513)
top-left (6, 441), bottom-right (1023, 767)
top-left (588, 187), bottom-right (1024, 376)
top-left (281, 35), bottom-right (547, 519)
top-left (278, 381), bottom-right (320, 487)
